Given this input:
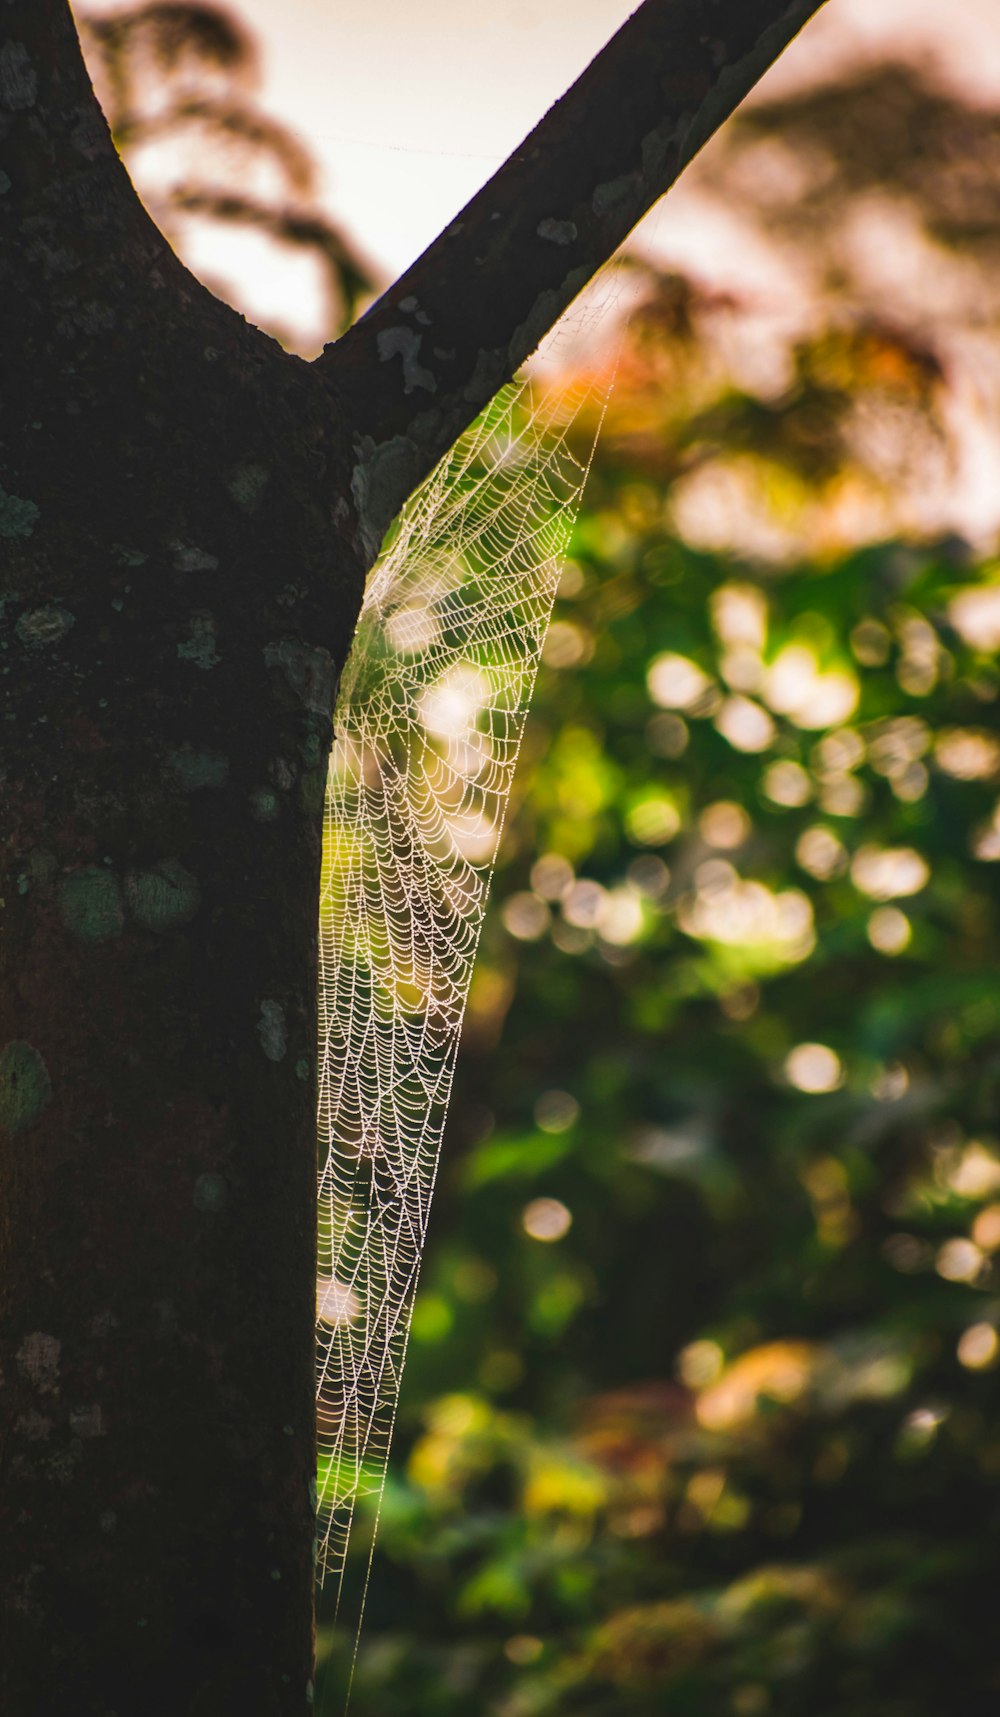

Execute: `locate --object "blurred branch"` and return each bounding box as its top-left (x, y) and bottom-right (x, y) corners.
top-left (115, 100), bottom-right (319, 196)
top-left (76, 0), bottom-right (376, 341)
top-left (168, 186), bottom-right (374, 321)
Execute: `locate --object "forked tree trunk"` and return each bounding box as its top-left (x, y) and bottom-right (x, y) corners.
top-left (0, 1), bottom-right (824, 1710)
top-left (0, 16), bottom-right (364, 1709)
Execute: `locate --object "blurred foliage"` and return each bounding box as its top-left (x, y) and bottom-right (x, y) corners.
top-left (317, 57), bottom-right (1000, 1717)
top-left (702, 62), bottom-right (1000, 268)
top-left (75, 1), bottom-right (374, 347)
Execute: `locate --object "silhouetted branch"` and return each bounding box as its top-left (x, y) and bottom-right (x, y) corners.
top-left (318, 0), bottom-right (827, 560)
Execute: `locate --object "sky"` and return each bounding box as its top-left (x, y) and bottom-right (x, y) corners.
top-left (140, 0), bottom-right (1000, 358)
top-left (147, 0), bottom-right (995, 542)
top-left (230, 0), bottom-right (1000, 281)
top-left (80, 0), bottom-right (1000, 533)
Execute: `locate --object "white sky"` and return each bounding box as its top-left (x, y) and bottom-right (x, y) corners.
top-left (86, 0), bottom-right (1000, 414)
top-left (233, 0), bottom-right (1000, 280)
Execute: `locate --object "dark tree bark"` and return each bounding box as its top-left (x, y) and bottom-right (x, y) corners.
top-left (0, 1), bottom-right (824, 1710)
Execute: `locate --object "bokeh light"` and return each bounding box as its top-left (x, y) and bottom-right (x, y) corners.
top-left (784, 1043), bottom-right (844, 1093)
top-left (521, 1198), bottom-right (573, 1242)
top-left (867, 905), bottom-right (912, 954)
top-left (956, 1322), bottom-right (999, 1370)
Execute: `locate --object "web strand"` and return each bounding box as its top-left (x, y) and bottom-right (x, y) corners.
top-left (315, 280), bottom-right (621, 1669)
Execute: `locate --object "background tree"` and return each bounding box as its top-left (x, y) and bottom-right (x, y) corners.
top-left (0, 1), bottom-right (823, 1711)
top-left (318, 56), bottom-right (1000, 1717)
top-left (76, 1), bottom-right (375, 349)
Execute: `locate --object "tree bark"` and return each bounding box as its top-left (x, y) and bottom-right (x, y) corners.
top-left (0, 0), bottom-right (824, 1710)
top-left (0, 7), bottom-right (364, 1710)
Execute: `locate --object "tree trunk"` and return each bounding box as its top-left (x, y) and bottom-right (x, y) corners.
top-left (0, 10), bottom-right (364, 1710)
top-left (0, 0), bottom-right (824, 1709)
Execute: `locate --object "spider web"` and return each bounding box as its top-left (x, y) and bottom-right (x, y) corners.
top-left (315, 285), bottom-right (618, 1623)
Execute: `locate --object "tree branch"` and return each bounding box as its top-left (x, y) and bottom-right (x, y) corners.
top-left (1, 2), bottom-right (171, 308)
top-left (0, 1), bottom-right (289, 384)
top-left (318, 0), bottom-right (825, 561)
